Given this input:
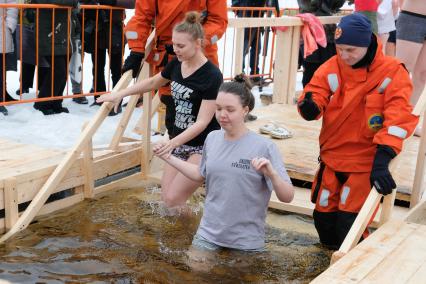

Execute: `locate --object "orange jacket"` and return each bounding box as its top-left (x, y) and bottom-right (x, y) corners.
top-left (124, 0), bottom-right (228, 65)
top-left (298, 39), bottom-right (418, 172)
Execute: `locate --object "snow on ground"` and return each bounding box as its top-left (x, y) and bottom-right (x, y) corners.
top-left (1, 1), bottom-right (311, 150)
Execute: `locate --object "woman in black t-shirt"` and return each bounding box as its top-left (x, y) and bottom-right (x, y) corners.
top-left (97, 12), bottom-right (223, 209)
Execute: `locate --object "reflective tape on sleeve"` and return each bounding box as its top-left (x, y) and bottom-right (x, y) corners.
top-left (327, 73), bottom-right (339, 93)
top-left (126, 31), bottom-right (138, 40)
top-left (210, 35), bottom-right (219, 45)
top-left (388, 126), bottom-right (407, 139)
top-left (378, 77), bottom-right (392, 94)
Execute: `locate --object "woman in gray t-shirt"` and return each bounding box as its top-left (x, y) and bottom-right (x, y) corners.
top-left (153, 75), bottom-right (294, 253)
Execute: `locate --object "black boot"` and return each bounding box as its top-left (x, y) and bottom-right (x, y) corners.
top-left (0, 105), bottom-right (8, 115)
top-left (73, 96), bottom-right (88, 104)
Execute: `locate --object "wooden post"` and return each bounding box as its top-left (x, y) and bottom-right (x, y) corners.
top-left (4, 178), bottom-right (18, 231)
top-left (233, 27), bottom-right (244, 76)
top-left (272, 28), bottom-right (293, 103)
top-left (287, 26), bottom-right (301, 104)
top-left (410, 110), bottom-right (426, 208)
top-left (82, 122), bottom-right (94, 199)
top-left (141, 89), bottom-right (152, 180)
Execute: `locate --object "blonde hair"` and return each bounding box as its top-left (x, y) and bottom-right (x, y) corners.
top-left (173, 11), bottom-right (205, 41)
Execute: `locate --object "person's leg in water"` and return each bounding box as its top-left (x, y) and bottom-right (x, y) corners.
top-left (161, 153), bottom-right (203, 211)
top-left (186, 234), bottom-right (221, 272)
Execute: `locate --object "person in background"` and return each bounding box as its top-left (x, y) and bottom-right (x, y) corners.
top-left (297, 13), bottom-right (418, 249)
top-left (121, 0), bottom-right (227, 135)
top-left (353, 0), bottom-right (382, 34)
top-left (395, 0), bottom-right (425, 135)
top-left (32, 0), bottom-right (78, 115)
top-left (98, 12), bottom-right (223, 209)
top-left (14, 0), bottom-right (49, 100)
top-left (377, 0), bottom-right (396, 53)
top-left (297, 0), bottom-right (345, 87)
top-left (154, 75), bottom-right (293, 255)
top-left (0, 0), bottom-right (18, 116)
top-left (80, 0), bottom-right (135, 115)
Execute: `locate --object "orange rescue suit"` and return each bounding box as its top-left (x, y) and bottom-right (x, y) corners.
top-left (297, 39), bottom-right (418, 247)
top-left (299, 41), bottom-right (418, 174)
top-left (124, 0), bottom-right (228, 67)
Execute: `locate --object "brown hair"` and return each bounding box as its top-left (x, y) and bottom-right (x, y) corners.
top-left (173, 11), bottom-right (204, 41)
top-left (218, 74), bottom-right (255, 112)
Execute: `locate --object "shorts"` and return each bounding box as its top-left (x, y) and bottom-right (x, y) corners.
top-left (192, 234), bottom-right (266, 252)
top-left (397, 11), bottom-right (426, 43)
top-left (172, 144), bottom-right (203, 161)
top-left (388, 28), bottom-right (396, 43)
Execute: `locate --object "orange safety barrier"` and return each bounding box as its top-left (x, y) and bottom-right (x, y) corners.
top-left (0, 3), bottom-right (126, 107)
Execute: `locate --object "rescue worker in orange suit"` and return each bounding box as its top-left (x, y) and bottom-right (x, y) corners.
top-left (121, 0), bottom-right (228, 135)
top-left (297, 13), bottom-right (419, 249)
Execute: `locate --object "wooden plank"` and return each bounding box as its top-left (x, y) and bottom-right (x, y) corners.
top-left (141, 91), bottom-right (152, 180)
top-left (82, 123), bottom-right (95, 199)
top-left (93, 147), bottom-right (141, 180)
top-left (411, 114), bottom-right (426, 207)
top-left (312, 220), bottom-right (418, 283)
top-left (272, 29), bottom-right (292, 103)
top-left (360, 224), bottom-right (426, 283)
top-left (269, 187), bottom-right (314, 216)
top-left (411, 87), bottom-right (426, 207)
top-left (93, 172), bottom-right (148, 197)
top-left (227, 15), bottom-right (342, 28)
top-left (37, 193), bottom-right (85, 217)
top-left (4, 178), bottom-right (18, 230)
top-left (233, 27), bottom-right (244, 76)
top-left (406, 259), bottom-right (426, 284)
top-left (287, 26), bottom-right (301, 104)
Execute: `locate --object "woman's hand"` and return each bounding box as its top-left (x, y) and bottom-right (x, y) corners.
top-left (251, 157), bottom-right (276, 178)
top-left (96, 92), bottom-right (122, 112)
top-left (152, 140), bottom-right (178, 159)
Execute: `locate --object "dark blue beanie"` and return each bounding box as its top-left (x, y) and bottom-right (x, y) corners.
top-left (335, 13), bottom-right (372, 47)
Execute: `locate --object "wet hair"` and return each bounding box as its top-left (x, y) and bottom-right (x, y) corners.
top-left (173, 11), bottom-right (204, 41)
top-left (218, 74), bottom-right (255, 112)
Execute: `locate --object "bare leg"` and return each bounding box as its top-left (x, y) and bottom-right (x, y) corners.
top-left (161, 154), bottom-right (203, 208)
top-left (396, 39), bottom-right (425, 136)
top-left (379, 33), bottom-right (390, 53)
top-left (385, 42), bottom-right (396, 56)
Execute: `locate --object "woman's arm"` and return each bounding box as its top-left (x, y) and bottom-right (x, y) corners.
top-left (251, 157), bottom-right (294, 203)
top-left (96, 72), bottom-right (169, 110)
top-left (155, 99), bottom-right (216, 156)
top-left (153, 143), bottom-right (205, 182)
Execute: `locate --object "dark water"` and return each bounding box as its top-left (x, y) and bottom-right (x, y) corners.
top-left (0, 187), bottom-right (331, 283)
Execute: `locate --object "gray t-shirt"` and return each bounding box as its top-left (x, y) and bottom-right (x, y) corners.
top-left (197, 130), bottom-right (292, 250)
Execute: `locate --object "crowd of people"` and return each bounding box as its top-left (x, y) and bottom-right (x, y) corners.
top-left (0, 0), bottom-right (135, 116)
top-left (0, 0), bottom-right (425, 259)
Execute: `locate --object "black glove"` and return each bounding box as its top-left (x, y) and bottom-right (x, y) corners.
top-left (370, 145), bottom-right (397, 195)
top-left (98, 0), bottom-right (117, 5)
top-left (122, 51), bottom-right (144, 78)
top-left (298, 92), bottom-right (320, 121)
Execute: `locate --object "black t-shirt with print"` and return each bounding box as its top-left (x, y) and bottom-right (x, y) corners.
top-left (161, 57), bottom-right (223, 147)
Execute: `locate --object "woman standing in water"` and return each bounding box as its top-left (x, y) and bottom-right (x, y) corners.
top-left (97, 12), bottom-right (223, 209)
top-left (153, 75), bottom-right (294, 253)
